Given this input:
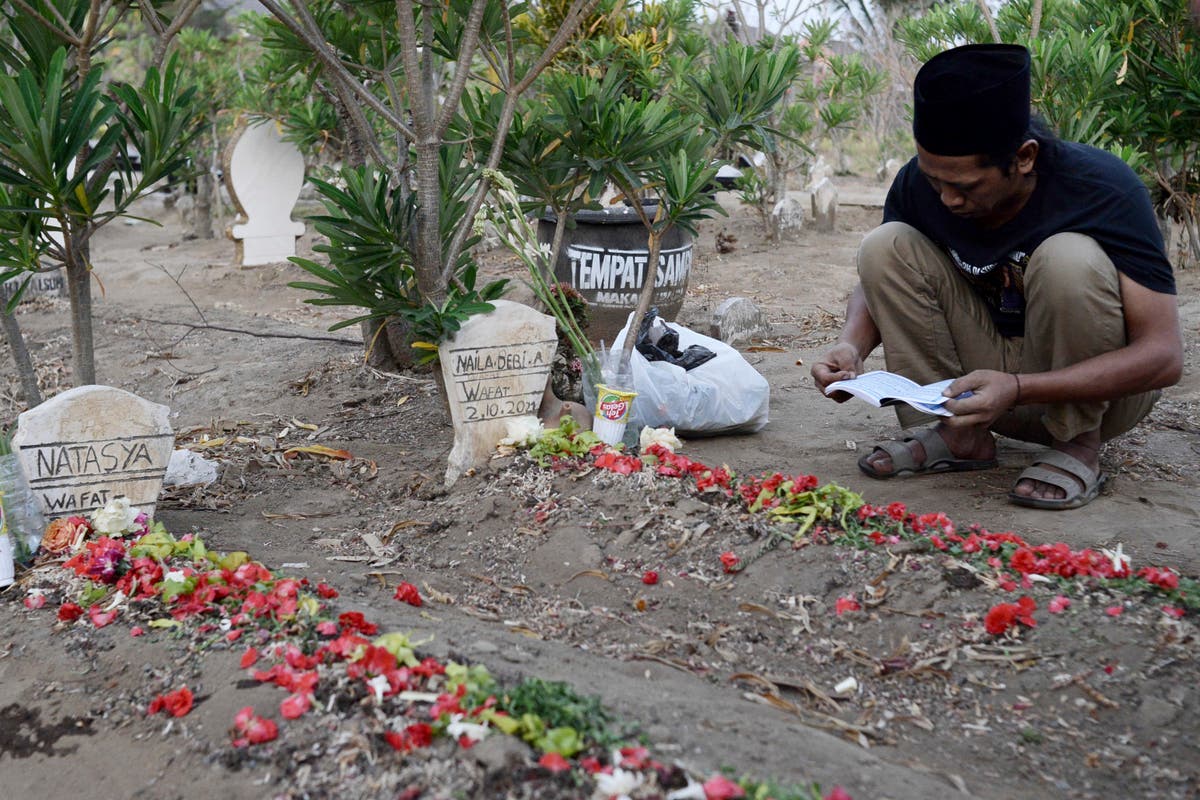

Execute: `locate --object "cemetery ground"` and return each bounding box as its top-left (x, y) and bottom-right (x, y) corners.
top-left (1, 182), bottom-right (1198, 800)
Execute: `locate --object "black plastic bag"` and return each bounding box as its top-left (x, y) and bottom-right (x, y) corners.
top-left (635, 308), bottom-right (717, 370)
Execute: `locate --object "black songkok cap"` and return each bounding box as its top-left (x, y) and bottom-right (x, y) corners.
top-left (912, 43), bottom-right (1031, 156)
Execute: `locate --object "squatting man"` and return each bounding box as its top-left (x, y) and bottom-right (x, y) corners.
top-left (812, 43), bottom-right (1183, 510)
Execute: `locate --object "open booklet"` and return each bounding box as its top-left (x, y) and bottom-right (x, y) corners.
top-left (824, 370), bottom-right (956, 417)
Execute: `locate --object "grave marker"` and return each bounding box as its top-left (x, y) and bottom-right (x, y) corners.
top-left (225, 120), bottom-right (306, 266)
top-left (441, 300), bottom-right (557, 487)
top-left (1, 269), bottom-right (67, 305)
top-left (12, 386), bottom-right (174, 519)
top-left (811, 177), bottom-right (838, 232)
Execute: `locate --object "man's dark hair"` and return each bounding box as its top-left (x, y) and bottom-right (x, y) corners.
top-left (983, 115), bottom-right (1057, 174)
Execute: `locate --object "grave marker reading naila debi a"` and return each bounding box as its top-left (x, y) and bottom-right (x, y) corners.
top-left (12, 386), bottom-right (174, 519)
top-left (441, 300), bottom-right (557, 487)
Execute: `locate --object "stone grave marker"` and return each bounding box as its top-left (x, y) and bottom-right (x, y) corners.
top-left (811, 177), bottom-right (838, 232)
top-left (771, 192), bottom-right (805, 237)
top-left (1, 269), bottom-right (67, 306)
top-left (225, 120), bottom-right (306, 266)
top-left (711, 297), bottom-right (771, 347)
top-left (12, 386), bottom-right (174, 519)
top-left (440, 300), bottom-right (557, 487)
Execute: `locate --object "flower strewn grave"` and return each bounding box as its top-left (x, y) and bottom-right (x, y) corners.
top-left (528, 417), bottom-right (1198, 625)
top-left (16, 498), bottom-right (851, 800)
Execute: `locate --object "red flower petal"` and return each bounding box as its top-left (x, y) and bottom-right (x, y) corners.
top-left (538, 752), bottom-right (571, 773)
top-left (280, 693), bottom-right (311, 719)
top-left (57, 602), bottom-right (84, 621)
top-left (23, 593), bottom-right (46, 610)
top-left (702, 774), bottom-right (745, 799)
top-left (240, 647), bottom-right (260, 669)
top-left (641, 570), bottom-right (659, 585)
top-left (393, 582), bottom-right (422, 607)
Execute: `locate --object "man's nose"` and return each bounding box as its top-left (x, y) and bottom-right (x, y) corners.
top-left (940, 187), bottom-right (965, 208)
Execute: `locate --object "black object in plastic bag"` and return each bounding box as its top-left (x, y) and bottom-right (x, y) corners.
top-left (635, 308), bottom-right (716, 371)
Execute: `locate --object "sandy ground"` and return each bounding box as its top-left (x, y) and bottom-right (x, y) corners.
top-left (0, 179), bottom-right (1197, 799)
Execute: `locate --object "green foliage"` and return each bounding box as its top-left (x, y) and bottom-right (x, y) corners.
top-left (527, 416), bottom-right (603, 465)
top-left (289, 157), bottom-right (506, 363)
top-left (493, 677), bottom-right (627, 751)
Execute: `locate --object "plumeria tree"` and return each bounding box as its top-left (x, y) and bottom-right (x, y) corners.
top-left (0, 0), bottom-right (203, 404)
top-left (255, 0), bottom-right (602, 375)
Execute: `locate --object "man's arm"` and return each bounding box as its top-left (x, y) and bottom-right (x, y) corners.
top-left (811, 284), bottom-right (884, 399)
top-left (944, 275), bottom-right (1183, 424)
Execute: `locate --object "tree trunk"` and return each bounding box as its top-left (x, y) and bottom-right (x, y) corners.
top-left (0, 303), bottom-right (42, 407)
top-left (65, 235), bottom-right (96, 386)
top-left (191, 151), bottom-right (214, 239)
top-left (360, 317), bottom-right (419, 372)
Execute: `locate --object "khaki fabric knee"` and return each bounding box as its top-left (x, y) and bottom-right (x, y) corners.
top-left (1017, 232), bottom-right (1158, 442)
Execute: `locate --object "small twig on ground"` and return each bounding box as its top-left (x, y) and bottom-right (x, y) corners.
top-left (116, 316), bottom-right (361, 345)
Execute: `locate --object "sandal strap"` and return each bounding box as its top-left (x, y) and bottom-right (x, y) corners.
top-left (1017, 465), bottom-right (1084, 498)
top-left (1030, 449), bottom-right (1099, 486)
top-left (873, 439), bottom-right (918, 472)
top-left (909, 426), bottom-right (954, 469)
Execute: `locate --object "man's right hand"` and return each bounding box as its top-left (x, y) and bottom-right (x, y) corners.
top-left (811, 342), bottom-right (864, 401)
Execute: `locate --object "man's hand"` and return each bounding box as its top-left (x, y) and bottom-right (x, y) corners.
top-left (941, 369), bottom-right (1020, 427)
top-left (812, 342), bottom-right (865, 402)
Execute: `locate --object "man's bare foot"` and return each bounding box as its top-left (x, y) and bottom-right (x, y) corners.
top-left (861, 423), bottom-right (996, 476)
top-left (1010, 431), bottom-right (1101, 501)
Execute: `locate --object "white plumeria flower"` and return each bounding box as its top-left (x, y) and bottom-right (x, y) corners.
top-left (163, 568), bottom-right (187, 584)
top-left (1101, 543), bottom-right (1131, 574)
top-left (445, 714), bottom-right (489, 744)
top-left (665, 779), bottom-right (707, 799)
top-left (91, 497), bottom-right (140, 535)
top-left (593, 767), bottom-right (644, 799)
top-left (366, 674), bottom-right (390, 703)
top-left (498, 416), bottom-right (543, 448)
top-left (639, 426), bottom-right (682, 452)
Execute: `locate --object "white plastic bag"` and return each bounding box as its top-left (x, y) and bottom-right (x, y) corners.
top-left (609, 313), bottom-right (769, 436)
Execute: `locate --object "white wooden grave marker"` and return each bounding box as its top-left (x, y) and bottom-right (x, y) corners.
top-left (225, 120), bottom-right (306, 266)
top-left (12, 386), bottom-right (174, 519)
top-left (440, 300), bottom-right (557, 487)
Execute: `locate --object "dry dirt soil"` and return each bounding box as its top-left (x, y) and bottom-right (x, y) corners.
top-left (1, 179), bottom-right (1198, 800)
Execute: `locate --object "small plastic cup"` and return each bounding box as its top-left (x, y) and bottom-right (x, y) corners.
top-left (592, 384), bottom-right (637, 446)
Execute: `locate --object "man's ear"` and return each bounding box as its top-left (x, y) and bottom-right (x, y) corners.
top-left (1015, 139), bottom-right (1039, 175)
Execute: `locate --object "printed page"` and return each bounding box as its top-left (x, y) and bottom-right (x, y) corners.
top-left (826, 371), bottom-right (952, 405)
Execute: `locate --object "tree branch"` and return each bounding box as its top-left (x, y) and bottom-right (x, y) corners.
top-left (434, 0), bottom-right (489, 139)
top-left (975, 0), bottom-right (1002, 43)
top-left (8, 0), bottom-right (79, 45)
top-left (439, 0), bottom-right (602, 284)
top-left (258, 0), bottom-right (416, 140)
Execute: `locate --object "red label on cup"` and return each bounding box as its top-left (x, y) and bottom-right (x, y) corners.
top-left (599, 398), bottom-right (628, 421)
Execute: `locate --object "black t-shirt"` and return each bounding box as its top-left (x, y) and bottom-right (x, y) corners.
top-left (882, 140), bottom-right (1175, 338)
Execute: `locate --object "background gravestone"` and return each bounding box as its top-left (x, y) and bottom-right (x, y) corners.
top-left (811, 177), bottom-right (839, 232)
top-left (440, 300), bottom-right (557, 487)
top-left (224, 120), bottom-right (306, 266)
top-left (1, 268), bottom-right (67, 306)
top-left (12, 385), bottom-right (174, 519)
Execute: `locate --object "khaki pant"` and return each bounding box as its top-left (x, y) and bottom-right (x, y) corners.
top-left (857, 222), bottom-right (1157, 444)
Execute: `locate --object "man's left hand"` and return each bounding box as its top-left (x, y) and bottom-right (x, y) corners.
top-left (941, 369), bottom-right (1020, 428)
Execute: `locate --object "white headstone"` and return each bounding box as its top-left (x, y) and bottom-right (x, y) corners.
top-left (1, 269), bottom-right (67, 305)
top-left (807, 156), bottom-right (831, 191)
top-left (876, 157), bottom-right (902, 184)
top-left (771, 192), bottom-right (805, 237)
top-left (440, 300), bottom-right (557, 487)
top-left (711, 297), bottom-right (771, 347)
top-left (226, 120), bottom-right (306, 266)
top-left (12, 386), bottom-right (174, 519)
top-left (811, 178), bottom-right (838, 233)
